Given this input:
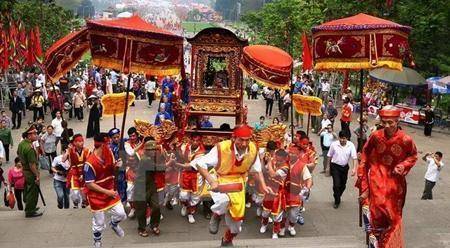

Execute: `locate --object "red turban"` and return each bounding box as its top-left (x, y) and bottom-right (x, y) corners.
top-left (233, 124), bottom-right (253, 138)
top-left (379, 105), bottom-right (401, 119)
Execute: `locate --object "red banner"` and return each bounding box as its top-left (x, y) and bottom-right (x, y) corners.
top-left (44, 28), bottom-right (90, 83)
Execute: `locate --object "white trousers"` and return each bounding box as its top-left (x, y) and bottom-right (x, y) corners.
top-left (179, 190), bottom-right (201, 207)
top-left (210, 191), bottom-right (243, 234)
top-left (126, 183), bottom-right (134, 202)
top-left (92, 202), bottom-right (127, 235)
top-left (164, 184), bottom-right (180, 205)
top-left (261, 209), bottom-right (284, 222)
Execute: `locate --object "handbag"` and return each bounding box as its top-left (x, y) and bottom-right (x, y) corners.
top-left (39, 155), bottom-right (50, 170)
top-left (7, 189), bottom-right (15, 209)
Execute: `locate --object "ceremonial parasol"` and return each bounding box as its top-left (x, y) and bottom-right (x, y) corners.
top-left (312, 13), bottom-right (412, 242)
top-left (240, 44), bottom-right (294, 135)
top-left (240, 45), bottom-right (293, 89)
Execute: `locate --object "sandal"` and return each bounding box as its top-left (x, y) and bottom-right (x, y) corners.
top-left (138, 230), bottom-right (149, 237)
top-left (152, 227), bottom-right (160, 235)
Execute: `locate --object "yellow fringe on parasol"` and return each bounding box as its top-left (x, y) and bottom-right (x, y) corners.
top-left (314, 60), bottom-right (403, 71)
top-left (292, 94), bottom-right (323, 116)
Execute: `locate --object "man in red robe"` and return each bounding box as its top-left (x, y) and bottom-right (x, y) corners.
top-left (84, 133), bottom-right (127, 248)
top-left (356, 105), bottom-right (417, 248)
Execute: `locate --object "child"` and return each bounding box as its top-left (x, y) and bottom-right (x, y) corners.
top-left (421, 152), bottom-right (444, 200)
top-left (7, 158), bottom-right (25, 210)
top-left (260, 149), bottom-right (290, 239)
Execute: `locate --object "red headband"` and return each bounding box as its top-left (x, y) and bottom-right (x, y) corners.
top-left (233, 125), bottom-right (253, 138)
top-left (379, 106), bottom-right (401, 118)
top-left (73, 136), bottom-right (84, 143)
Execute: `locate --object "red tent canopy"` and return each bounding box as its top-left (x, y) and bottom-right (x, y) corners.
top-left (313, 13), bottom-right (411, 32)
top-left (312, 13), bottom-right (411, 71)
top-left (87, 15), bottom-right (181, 39)
top-left (240, 45), bottom-right (293, 89)
top-left (44, 15), bottom-right (184, 82)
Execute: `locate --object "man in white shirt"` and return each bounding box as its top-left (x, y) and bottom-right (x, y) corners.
top-left (190, 125), bottom-right (271, 246)
top-left (145, 77), bottom-right (157, 107)
top-left (251, 82), bottom-right (259, 99)
top-left (421, 151), bottom-right (444, 200)
top-left (327, 131), bottom-right (358, 208)
top-left (320, 124), bottom-right (337, 174)
top-left (320, 78), bottom-right (331, 101)
top-left (51, 153), bottom-right (70, 209)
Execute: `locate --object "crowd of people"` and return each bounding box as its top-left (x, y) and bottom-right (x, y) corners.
top-left (0, 68), bottom-right (445, 248)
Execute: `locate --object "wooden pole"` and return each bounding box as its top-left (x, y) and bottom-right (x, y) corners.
top-left (358, 69), bottom-right (364, 230)
top-left (306, 113), bottom-right (311, 137)
top-left (119, 73), bottom-right (132, 150)
top-left (113, 114), bottom-right (117, 128)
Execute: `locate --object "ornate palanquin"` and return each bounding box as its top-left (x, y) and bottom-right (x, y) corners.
top-left (187, 28), bottom-right (248, 120)
top-left (182, 28), bottom-right (248, 144)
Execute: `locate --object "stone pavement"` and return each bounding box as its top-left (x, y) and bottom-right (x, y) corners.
top-left (0, 99), bottom-right (449, 248)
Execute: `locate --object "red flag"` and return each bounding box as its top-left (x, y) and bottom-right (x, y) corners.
top-left (301, 32), bottom-right (313, 71)
top-left (33, 27), bottom-right (42, 57)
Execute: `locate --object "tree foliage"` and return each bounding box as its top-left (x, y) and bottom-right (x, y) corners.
top-left (1, 0), bottom-right (80, 52)
top-left (242, 0), bottom-right (450, 76)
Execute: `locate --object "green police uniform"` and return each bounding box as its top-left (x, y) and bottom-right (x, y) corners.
top-left (17, 139), bottom-right (39, 215)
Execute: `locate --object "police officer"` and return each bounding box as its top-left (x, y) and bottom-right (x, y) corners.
top-left (18, 125), bottom-right (42, 217)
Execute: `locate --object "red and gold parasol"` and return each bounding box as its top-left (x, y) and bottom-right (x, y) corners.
top-left (240, 45), bottom-right (293, 89)
top-left (312, 13), bottom-right (411, 71)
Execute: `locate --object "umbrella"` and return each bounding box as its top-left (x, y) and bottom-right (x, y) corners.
top-left (240, 45), bottom-right (293, 89)
top-left (369, 67), bottom-right (426, 87)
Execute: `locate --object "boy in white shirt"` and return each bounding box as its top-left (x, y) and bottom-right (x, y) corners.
top-left (421, 151), bottom-right (444, 200)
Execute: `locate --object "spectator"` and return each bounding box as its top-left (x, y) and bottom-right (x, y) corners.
top-left (40, 125), bottom-right (58, 172)
top-left (31, 89), bottom-right (45, 122)
top-left (353, 119), bottom-right (370, 152)
top-left (272, 117), bottom-right (280, 125)
top-left (86, 96), bottom-right (101, 138)
top-left (0, 120), bottom-right (13, 163)
top-left (154, 104), bottom-right (171, 126)
top-left (72, 86), bottom-right (86, 121)
top-left (421, 151), bottom-right (444, 200)
top-left (318, 114), bottom-right (332, 134)
top-left (0, 111), bottom-right (12, 129)
top-left (51, 111), bottom-right (64, 147)
top-left (48, 87), bottom-right (64, 119)
top-left (35, 117), bottom-right (45, 135)
top-left (200, 116), bottom-right (213, 128)
top-left (282, 89), bottom-right (291, 122)
top-left (145, 76), bottom-right (157, 107)
top-left (245, 83), bottom-right (251, 100)
top-left (326, 130), bottom-right (357, 209)
top-left (320, 124), bottom-right (337, 175)
top-left (51, 152), bottom-right (70, 209)
top-left (340, 97), bottom-right (353, 139)
top-left (424, 104), bottom-right (434, 137)
top-left (10, 89), bottom-right (23, 129)
top-left (7, 157), bottom-right (25, 210)
top-left (16, 84), bottom-right (27, 117)
top-left (265, 88), bottom-right (275, 117)
top-left (60, 120), bottom-right (72, 153)
top-left (251, 81), bottom-right (259, 99)
top-left (320, 78), bottom-right (331, 101)
top-left (254, 116), bottom-right (268, 131)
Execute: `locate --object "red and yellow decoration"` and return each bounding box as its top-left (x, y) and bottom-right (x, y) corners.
top-left (292, 94), bottom-right (323, 116)
top-left (312, 13), bottom-right (411, 71)
top-left (44, 15), bottom-right (184, 82)
top-left (101, 92), bottom-right (135, 116)
top-left (45, 28), bottom-right (90, 83)
top-left (240, 45), bottom-right (293, 89)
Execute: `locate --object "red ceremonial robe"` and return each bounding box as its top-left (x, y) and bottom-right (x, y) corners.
top-left (67, 148), bottom-right (90, 189)
top-left (180, 144), bottom-right (205, 192)
top-left (85, 152), bottom-right (121, 211)
top-left (356, 129), bottom-right (417, 248)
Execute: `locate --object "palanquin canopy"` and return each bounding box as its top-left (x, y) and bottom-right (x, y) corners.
top-left (44, 15), bottom-right (184, 82)
top-left (312, 13), bottom-right (411, 71)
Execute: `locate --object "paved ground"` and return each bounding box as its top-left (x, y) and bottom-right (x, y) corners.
top-left (0, 98), bottom-right (449, 248)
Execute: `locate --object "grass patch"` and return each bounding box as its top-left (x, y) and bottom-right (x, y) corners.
top-left (182, 22), bottom-right (217, 33)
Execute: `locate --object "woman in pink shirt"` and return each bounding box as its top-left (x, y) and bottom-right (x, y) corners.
top-left (8, 157), bottom-right (25, 210)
